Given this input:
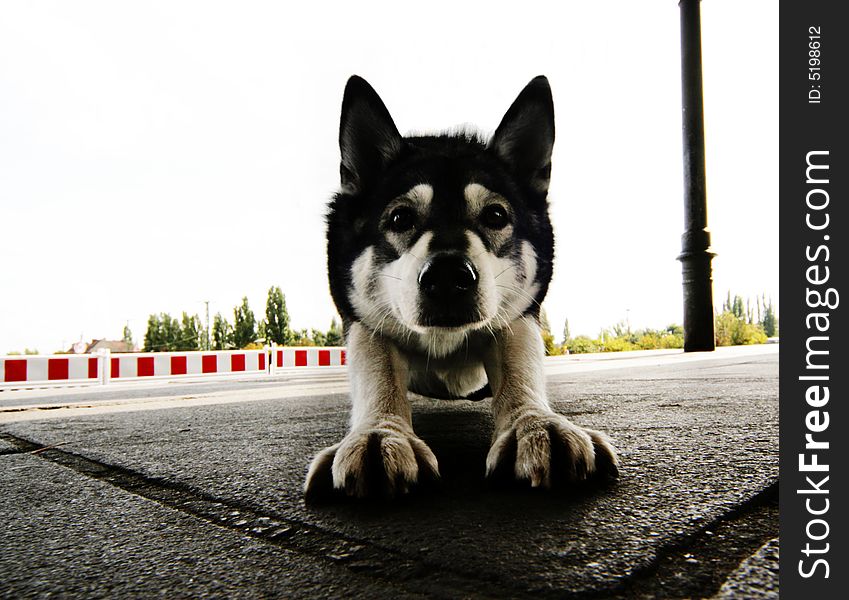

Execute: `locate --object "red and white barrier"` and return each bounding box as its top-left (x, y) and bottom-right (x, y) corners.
top-left (107, 349), bottom-right (267, 382)
top-left (0, 354), bottom-right (101, 389)
top-left (271, 346), bottom-right (346, 372)
top-left (1, 346), bottom-right (347, 390)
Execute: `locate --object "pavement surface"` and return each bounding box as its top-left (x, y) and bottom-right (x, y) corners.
top-left (713, 538), bottom-right (779, 600)
top-left (1, 345), bottom-right (779, 598)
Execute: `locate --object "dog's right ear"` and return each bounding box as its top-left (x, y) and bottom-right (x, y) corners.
top-left (339, 76), bottom-right (402, 195)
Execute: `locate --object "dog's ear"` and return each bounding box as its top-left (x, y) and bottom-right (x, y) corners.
top-left (339, 76), bottom-right (402, 194)
top-left (488, 76), bottom-right (555, 195)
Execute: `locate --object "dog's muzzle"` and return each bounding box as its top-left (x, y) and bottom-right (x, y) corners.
top-left (417, 253), bottom-right (480, 327)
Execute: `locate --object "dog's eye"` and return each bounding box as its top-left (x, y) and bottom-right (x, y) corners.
top-left (388, 207), bottom-right (417, 233)
top-left (480, 204), bottom-right (510, 229)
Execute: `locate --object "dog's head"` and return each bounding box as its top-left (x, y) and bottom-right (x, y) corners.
top-left (327, 76), bottom-right (555, 351)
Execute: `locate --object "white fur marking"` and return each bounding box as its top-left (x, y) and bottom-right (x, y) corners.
top-left (381, 232), bottom-right (433, 330)
top-left (348, 247), bottom-right (375, 318)
top-left (464, 182), bottom-right (496, 215)
top-left (407, 183), bottom-right (433, 204)
top-left (466, 232), bottom-right (540, 329)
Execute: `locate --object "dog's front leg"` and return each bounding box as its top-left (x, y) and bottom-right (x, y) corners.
top-left (304, 322), bottom-right (439, 501)
top-left (484, 317), bottom-right (619, 488)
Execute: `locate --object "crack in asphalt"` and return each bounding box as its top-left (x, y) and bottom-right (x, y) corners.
top-left (594, 483), bottom-right (779, 599)
top-left (1, 431), bottom-right (778, 599)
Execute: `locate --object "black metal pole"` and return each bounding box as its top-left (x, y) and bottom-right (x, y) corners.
top-left (678, 0), bottom-right (716, 352)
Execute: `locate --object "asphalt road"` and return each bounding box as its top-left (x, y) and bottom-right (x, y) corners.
top-left (1, 346), bottom-right (778, 598)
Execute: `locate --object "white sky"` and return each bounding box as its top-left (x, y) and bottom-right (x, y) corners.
top-left (1, 1), bottom-right (778, 354)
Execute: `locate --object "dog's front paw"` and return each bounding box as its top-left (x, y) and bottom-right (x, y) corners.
top-left (486, 409), bottom-right (619, 488)
top-left (304, 417), bottom-right (439, 502)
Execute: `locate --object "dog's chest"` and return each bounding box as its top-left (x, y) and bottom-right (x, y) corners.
top-left (398, 330), bottom-right (494, 399)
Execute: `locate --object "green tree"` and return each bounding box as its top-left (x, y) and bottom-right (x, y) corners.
top-left (568, 336), bottom-right (600, 354)
top-left (264, 286), bottom-right (292, 345)
top-left (161, 313), bottom-right (181, 351)
top-left (562, 318), bottom-right (571, 345)
top-left (601, 336), bottom-right (637, 352)
top-left (538, 309), bottom-right (562, 356)
top-left (143, 313), bottom-right (181, 351)
top-left (291, 329), bottom-right (316, 347)
top-left (122, 323), bottom-right (134, 348)
top-left (665, 323), bottom-right (684, 336)
top-left (143, 314), bottom-right (161, 352)
top-left (762, 298), bottom-right (778, 337)
top-left (611, 320), bottom-right (628, 338)
top-left (212, 312), bottom-right (233, 350)
top-left (232, 297), bottom-right (257, 349)
top-left (177, 312), bottom-right (202, 351)
top-left (311, 329), bottom-right (327, 347)
top-left (325, 317), bottom-right (344, 347)
top-left (715, 310), bottom-right (767, 346)
top-left (732, 295), bottom-right (745, 319)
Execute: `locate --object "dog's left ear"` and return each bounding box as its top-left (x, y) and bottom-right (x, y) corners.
top-left (339, 75), bottom-right (403, 195)
top-left (488, 76), bottom-right (555, 195)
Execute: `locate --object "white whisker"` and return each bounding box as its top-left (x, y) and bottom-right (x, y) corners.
top-left (496, 284), bottom-right (541, 309)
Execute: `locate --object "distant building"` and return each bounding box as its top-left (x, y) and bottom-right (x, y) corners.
top-left (67, 339), bottom-right (137, 354)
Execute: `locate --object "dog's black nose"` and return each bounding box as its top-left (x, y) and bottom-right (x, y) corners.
top-left (418, 254), bottom-right (478, 301)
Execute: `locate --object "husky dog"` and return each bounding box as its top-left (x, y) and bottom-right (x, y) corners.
top-left (305, 75), bottom-right (618, 500)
